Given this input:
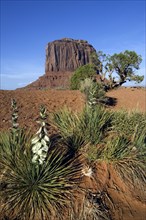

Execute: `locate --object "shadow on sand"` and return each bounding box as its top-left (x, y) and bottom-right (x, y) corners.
top-left (105, 96), bottom-right (117, 107)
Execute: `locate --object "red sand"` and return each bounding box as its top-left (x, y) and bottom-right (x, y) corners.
top-left (0, 87), bottom-right (145, 132)
top-left (0, 87), bottom-right (146, 220)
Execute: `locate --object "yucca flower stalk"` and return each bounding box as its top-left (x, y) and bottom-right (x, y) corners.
top-left (0, 99), bottom-right (19, 182)
top-left (10, 99), bottom-right (20, 142)
top-left (11, 99), bottom-right (19, 130)
top-left (0, 103), bottom-right (84, 220)
top-left (88, 87), bottom-right (97, 109)
top-left (80, 78), bottom-right (97, 109)
top-left (31, 105), bottom-right (50, 165)
top-left (80, 78), bottom-right (107, 109)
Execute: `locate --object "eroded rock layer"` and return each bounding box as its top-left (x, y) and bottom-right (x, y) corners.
top-left (45, 38), bottom-right (96, 72)
top-left (25, 38), bottom-right (96, 89)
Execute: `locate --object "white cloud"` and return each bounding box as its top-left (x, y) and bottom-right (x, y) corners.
top-left (1, 73), bottom-right (43, 79)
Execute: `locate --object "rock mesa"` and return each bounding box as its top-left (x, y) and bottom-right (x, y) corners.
top-left (26, 38), bottom-right (96, 89)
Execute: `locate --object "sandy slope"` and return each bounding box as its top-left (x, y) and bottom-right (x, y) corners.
top-left (106, 87), bottom-right (146, 112)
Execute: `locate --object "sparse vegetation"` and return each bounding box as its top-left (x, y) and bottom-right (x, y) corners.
top-left (71, 50), bottom-right (144, 93)
top-left (111, 110), bottom-right (146, 139)
top-left (0, 141), bottom-right (83, 220)
top-left (80, 78), bottom-right (107, 107)
top-left (52, 105), bottom-right (112, 152)
top-left (0, 101), bottom-right (83, 220)
top-left (70, 64), bottom-right (97, 90)
top-left (0, 90), bottom-right (146, 219)
top-left (95, 50), bottom-right (144, 90)
top-left (52, 104), bottom-right (146, 187)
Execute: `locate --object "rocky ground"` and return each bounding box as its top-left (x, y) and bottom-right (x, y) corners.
top-left (0, 86), bottom-right (146, 220)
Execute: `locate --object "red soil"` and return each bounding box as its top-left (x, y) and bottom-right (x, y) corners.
top-left (0, 89), bottom-right (84, 132)
top-left (106, 87), bottom-right (146, 113)
top-left (0, 87), bottom-right (145, 132)
top-left (80, 161), bottom-right (146, 220)
top-left (0, 87), bottom-right (146, 220)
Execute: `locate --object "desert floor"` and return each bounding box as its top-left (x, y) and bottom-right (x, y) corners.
top-left (0, 86), bottom-right (146, 220)
top-left (0, 87), bottom-right (145, 132)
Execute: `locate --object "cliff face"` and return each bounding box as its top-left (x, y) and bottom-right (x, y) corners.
top-left (25, 38), bottom-right (96, 89)
top-left (45, 38), bottom-right (96, 73)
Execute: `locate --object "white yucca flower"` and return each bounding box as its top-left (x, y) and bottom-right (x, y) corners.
top-left (31, 105), bottom-right (50, 165)
top-left (31, 136), bottom-right (40, 145)
top-left (41, 145), bottom-right (48, 152)
top-left (32, 154), bottom-right (39, 164)
top-left (44, 135), bottom-right (50, 142)
top-left (41, 139), bottom-right (47, 146)
top-left (88, 87), bottom-right (97, 109)
top-left (82, 166), bottom-right (93, 177)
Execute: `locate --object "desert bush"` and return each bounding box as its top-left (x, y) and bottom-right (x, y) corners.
top-left (70, 64), bottom-right (97, 90)
top-left (52, 107), bottom-right (87, 153)
top-left (87, 134), bottom-right (146, 190)
top-left (52, 105), bottom-right (112, 153)
top-left (111, 110), bottom-right (146, 140)
top-left (0, 102), bottom-right (83, 220)
top-left (80, 78), bottom-right (107, 107)
top-left (0, 139), bottom-right (83, 220)
top-left (80, 105), bottom-right (112, 145)
top-left (82, 108), bottom-right (146, 186)
top-left (72, 192), bottom-right (110, 220)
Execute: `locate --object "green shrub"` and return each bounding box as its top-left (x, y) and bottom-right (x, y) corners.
top-left (100, 136), bottom-right (132, 162)
top-left (80, 78), bottom-right (107, 107)
top-left (1, 97), bottom-right (146, 219)
top-left (82, 108), bottom-right (146, 186)
top-left (52, 105), bottom-right (112, 152)
top-left (0, 131), bottom-right (83, 220)
top-left (0, 102), bottom-right (83, 220)
top-left (80, 105), bottom-right (112, 145)
top-left (111, 110), bottom-right (146, 140)
top-left (90, 134), bottom-right (146, 186)
top-left (70, 64), bottom-right (97, 90)
top-left (52, 108), bottom-right (87, 152)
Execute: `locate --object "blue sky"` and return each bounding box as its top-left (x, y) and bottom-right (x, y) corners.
top-left (0, 0), bottom-right (145, 90)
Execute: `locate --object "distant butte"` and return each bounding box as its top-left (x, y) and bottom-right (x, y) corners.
top-left (25, 38), bottom-right (96, 89)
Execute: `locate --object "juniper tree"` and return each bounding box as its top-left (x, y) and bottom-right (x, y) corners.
top-left (96, 50), bottom-right (143, 90)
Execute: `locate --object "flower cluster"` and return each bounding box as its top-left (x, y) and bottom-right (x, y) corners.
top-left (31, 106), bottom-right (50, 165)
top-left (88, 87), bottom-right (97, 109)
top-left (82, 165), bottom-right (93, 177)
top-left (11, 99), bottom-right (19, 133)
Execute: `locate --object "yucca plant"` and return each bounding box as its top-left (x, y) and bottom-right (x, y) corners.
top-left (0, 99), bottom-right (32, 152)
top-left (0, 102), bottom-right (83, 220)
top-left (111, 110), bottom-right (146, 139)
top-left (110, 110), bottom-right (146, 178)
top-left (0, 99), bottom-right (32, 185)
top-left (0, 143), bottom-right (83, 220)
top-left (52, 107), bottom-right (87, 153)
top-left (52, 105), bottom-right (112, 153)
top-left (96, 135), bottom-right (146, 187)
top-left (31, 105), bottom-right (50, 165)
top-left (0, 129), bottom-right (33, 191)
top-left (79, 105), bottom-right (112, 145)
top-left (100, 136), bottom-right (132, 162)
top-left (71, 193), bottom-right (110, 220)
top-left (80, 78), bottom-right (107, 108)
